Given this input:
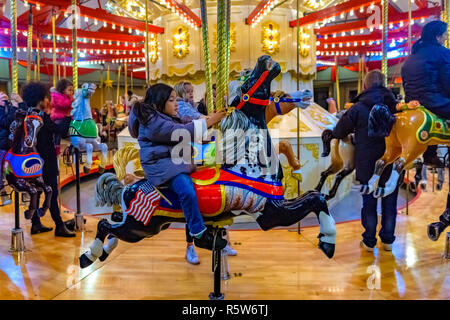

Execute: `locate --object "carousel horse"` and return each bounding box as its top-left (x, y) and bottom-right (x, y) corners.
top-left (69, 83), bottom-right (108, 174)
top-left (4, 109), bottom-right (52, 219)
top-left (315, 129), bottom-right (355, 200)
top-left (361, 104), bottom-right (450, 240)
top-left (315, 102), bottom-right (355, 200)
top-left (79, 55), bottom-right (336, 269)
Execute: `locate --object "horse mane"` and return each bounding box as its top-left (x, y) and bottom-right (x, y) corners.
top-left (368, 104), bottom-right (396, 138)
top-left (216, 108), bottom-right (252, 165)
top-left (113, 144), bottom-right (141, 181)
top-left (10, 113), bottom-right (25, 152)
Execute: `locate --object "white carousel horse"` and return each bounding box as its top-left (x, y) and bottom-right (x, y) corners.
top-left (69, 83), bottom-right (108, 174)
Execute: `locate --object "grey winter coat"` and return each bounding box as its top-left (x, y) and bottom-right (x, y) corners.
top-left (128, 107), bottom-right (206, 186)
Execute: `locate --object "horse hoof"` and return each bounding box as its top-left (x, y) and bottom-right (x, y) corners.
top-left (37, 208), bottom-right (46, 217)
top-left (374, 188), bottom-right (384, 198)
top-left (436, 183), bottom-right (443, 191)
top-left (98, 166), bottom-right (105, 174)
top-left (360, 185), bottom-right (369, 194)
top-left (427, 222), bottom-right (443, 241)
top-left (324, 194), bottom-right (331, 201)
top-left (79, 253), bottom-right (94, 268)
top-left (318, 240), bottom-right (335, 259)
top-left (98, 249), bottom-right (109, 262)
top-left (83, 166), bottom-right (91, 174)
top-left (24, 210), bottom-right (33, 220)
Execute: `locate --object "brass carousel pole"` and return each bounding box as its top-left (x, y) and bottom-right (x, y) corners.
top-left (200, 0), bottom-right (214, 113)
top-left (408, 0), bottom-right (412, 54)
top-left (71, 0), bottom-right (78, 89)
top-left (296, 0), bottom-right (301, 234)
top-left (10, 0), bottom-right (18, 93)
top-left (131, 71), bottom-right (133, 91)
top-left (124, 62), bottom-right (127, 98)
top-left (52, 11), bottom-right (57, 87)
top-left (145, 0), bottom-right (150, 86)
top-left (216, 0), bottom-right (227, 112)
top-left (381, 0), bottom-right (388, 87)
top-left (26, 5), bottom-right (33, 83)
top-left (225, 0), bottom-right (231, 96)
top-left (36, 37), bottom-right (40, 81)
top-left (446, 0), bottom-right (450, 49)
top-left (357, 56), bottom-right (362, 94)
top-left (335, 55), bottom-right (340, 110)
top-left (116, 65), bottom-right (122, 105)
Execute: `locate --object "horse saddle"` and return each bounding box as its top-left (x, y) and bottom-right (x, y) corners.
top-left (4, 151), bottom-right (43, 178)
top-left (69, 119), bottom-right (98, 138)
top-left (416, 107), bottom-right (450, 143)
top-left (125, 167), bottom-right (284, 219)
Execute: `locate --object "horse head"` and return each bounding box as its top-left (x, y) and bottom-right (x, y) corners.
top-left (287, 90), bottom-right (313, 109)
top-left (229, 56), bottom-right (280, 125)
top-left (72, 83), bottom-right (97, 120)
top-left (10, 109), bottom-right (42, 151)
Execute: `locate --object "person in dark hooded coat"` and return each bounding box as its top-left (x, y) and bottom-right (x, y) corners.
top-left (331, 70), bottom-right (400, 251)
top-left (401, 20), bottom-right (450, 167)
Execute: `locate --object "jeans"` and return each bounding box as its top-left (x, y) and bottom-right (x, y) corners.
top-left (361, 186), bottom-right (399, 247)
top-left (168, 173), bottom-right (206, 236)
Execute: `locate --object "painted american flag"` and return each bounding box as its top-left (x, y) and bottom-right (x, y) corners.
top-left (124, 181), bottom-right (161, 226)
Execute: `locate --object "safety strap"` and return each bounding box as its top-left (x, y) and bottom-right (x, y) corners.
top-left (269, 96), bottom-right (304, 115)
top-left (236, 71), bottom-right (270, 110)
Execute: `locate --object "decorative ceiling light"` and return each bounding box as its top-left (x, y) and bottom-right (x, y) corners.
top-left (298, 26), bottom-right (311, 57)
top-left (173, 25), bottom-right (189, 59)
top-left (249, 0), bottom-right (277, 28)
top-left (261, 21), bottom-right (280, 55)
top-left (104, 21), bottom-right (107, 27)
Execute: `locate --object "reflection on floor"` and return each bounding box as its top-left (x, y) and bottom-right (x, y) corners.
top-left (0, 161), bottom-right (449, 299)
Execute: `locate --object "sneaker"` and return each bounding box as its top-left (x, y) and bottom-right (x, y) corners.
top-left (194, 229), bottom-right (227, 251)
top-left (185, 245), bottom-right (199, 265)
top-left (420, 182), bottom-right (427, 191)
top-left (222, 244), bottom-right (237, 256)
top-left (382, 242), bottom-right (392, 251)
top-left (360, 240), bottom-right (374, 252)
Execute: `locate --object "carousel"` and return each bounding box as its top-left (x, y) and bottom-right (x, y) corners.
top-left (0, 0), bottom-right (448, 301)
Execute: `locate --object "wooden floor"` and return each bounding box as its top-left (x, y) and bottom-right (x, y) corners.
top-left (0, 160), bottom-right (449, 299)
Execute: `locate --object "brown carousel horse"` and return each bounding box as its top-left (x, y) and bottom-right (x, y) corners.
top-left (4, 109), bottom-right (52, 219)
top-left (362, 103), bottom-right (450, 241)
top-left (79, 55), bottom-right (336, 269)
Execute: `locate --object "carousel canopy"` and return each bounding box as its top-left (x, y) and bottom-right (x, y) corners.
top-left (0, 0), bottom-right (444, 82)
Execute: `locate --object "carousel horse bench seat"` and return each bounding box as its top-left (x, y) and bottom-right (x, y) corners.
top-left (417, 107), bottom-right (450, 143)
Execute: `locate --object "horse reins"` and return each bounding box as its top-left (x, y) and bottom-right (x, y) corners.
top-left (270, 96), bottom-right (306, 115)
top-left (23, 114), bottom-right (42, 139)
top-left (236, 70), bottom-right (270, 110)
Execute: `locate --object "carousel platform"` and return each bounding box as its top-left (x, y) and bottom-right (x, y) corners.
top-left (0, 153), bottom-right (448, 300)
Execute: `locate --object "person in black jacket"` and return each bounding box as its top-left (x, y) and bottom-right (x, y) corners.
top-left (332, 70), bottom-right (399, 252)
top-left (401, 20), bottom-right (450, 167)
top-left (21, 82), bottom-right (75, 237)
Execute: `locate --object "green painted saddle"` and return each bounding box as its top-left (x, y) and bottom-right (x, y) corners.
top-left (69, 119), bottom-right (98, 138)
top-left (417, 107), bottom-right (450, 143)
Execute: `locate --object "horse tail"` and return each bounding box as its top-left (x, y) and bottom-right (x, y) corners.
top-left (113, 144), bottom-right (141, 181)
top-left (368, 104), bottom-right (396, 138)
top-left (321, 129), bottom-right (334, 157)
top-left (95, 173), bottom-right (124, 207)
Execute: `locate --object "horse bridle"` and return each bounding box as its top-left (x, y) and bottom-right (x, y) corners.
top-left (270, 96), bottom-right (306, 115)
top-left (235, 70), bottom-right (305, 114)
top-left (23, 114), bottom-right (42, 140)
top-left (236, 70), bottom-right (270, 110)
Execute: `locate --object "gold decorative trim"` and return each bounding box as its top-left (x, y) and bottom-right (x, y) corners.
top-left (191, 166), bottom-right (221, 186)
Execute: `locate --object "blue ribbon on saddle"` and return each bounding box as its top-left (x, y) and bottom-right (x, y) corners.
top-left (4, 151), bottom-right (44, 178)
top-left (270, 96), bottom-right (302, 115)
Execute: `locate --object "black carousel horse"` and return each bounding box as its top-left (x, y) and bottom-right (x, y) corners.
top-left (4, 109), bottom-right (52, 219)
top-left (80, 55), bottom-right (336, 269)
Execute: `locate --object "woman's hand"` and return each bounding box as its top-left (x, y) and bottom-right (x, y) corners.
top-left (205, 111), bottom-right (226, 127)
top-left (407, 100), bottom-right (420, 109)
